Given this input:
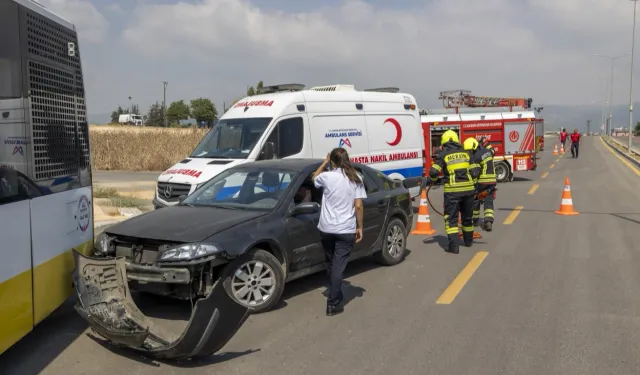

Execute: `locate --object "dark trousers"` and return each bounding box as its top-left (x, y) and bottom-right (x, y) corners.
top-left (443, 193), bottom-right (474, 247)
top-left (320, 232), bottom-right (355, 305)
top-left (571, 142), bottom-right (579, 158)
top-left (561, 139), bottom-right (566, 150)
top-left (473, 184), bottom-right (496, 224)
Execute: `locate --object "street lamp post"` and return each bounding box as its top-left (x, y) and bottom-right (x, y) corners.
top-left (595, 53), bottom-right (631, 136)
top-left (629, 0), bottom-right (638, 154)
top-left (163, 81), bottom-right (168, 128)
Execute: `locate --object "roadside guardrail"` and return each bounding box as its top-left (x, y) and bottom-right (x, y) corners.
top-left (603, 136), bottom-right (640, 168)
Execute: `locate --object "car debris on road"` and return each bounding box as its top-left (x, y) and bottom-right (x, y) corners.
top-left (72, 251), bottom-right (250, 360)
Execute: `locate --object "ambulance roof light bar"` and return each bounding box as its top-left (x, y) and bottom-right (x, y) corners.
top-left (363, 87), bottom-right (400, 93)
top-left (256, 83), bottom-right (306, 94)
top-left (308, 84), bottom-right (356, 92)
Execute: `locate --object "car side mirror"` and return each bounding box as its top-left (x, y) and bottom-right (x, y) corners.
top-left (289, 202), bottom-right (320, 216)
top-left (260, 142), bottom-right (276, 160)
top-left (178, 195), bottom-right (187, 203)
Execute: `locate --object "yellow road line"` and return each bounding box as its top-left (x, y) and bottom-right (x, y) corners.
top-left (436, 251), bottom-right (489, 305)
top-left (528, 184), bottom-right (539, 195)
top-left (541, 172), bottom-right (549, 179)
top-left (503, 206), bottom-right (523, 225)
top-left (600, 138), bottom-right (640, 177)
top-left (549, 163), bottom-right (555, 169)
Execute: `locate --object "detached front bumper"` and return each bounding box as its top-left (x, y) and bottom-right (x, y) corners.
top-left (72, 251), bottom-right (249, 360)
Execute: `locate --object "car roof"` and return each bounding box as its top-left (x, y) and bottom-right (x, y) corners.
top-left (233, 158), bottom-right (324, 172)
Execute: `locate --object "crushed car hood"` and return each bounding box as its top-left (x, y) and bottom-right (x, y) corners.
top-left (105, 205), bottom-right (267, 242)
top-left (72, 251), bottom-right (250, 359)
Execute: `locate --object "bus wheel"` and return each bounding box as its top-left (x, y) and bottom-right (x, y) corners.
top-left (495, 161), bottom-right (510, 183)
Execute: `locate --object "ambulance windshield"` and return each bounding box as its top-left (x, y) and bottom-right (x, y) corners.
top-left (190, 117), bottom-right (272, 159)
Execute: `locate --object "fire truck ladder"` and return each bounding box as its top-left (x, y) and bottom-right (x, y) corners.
top-left (439, 90), bottom-right (533, 113)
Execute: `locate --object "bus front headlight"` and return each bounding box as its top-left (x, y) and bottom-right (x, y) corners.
top-left (94, 232), bottom-right (114, 255)
top-left (158, 243), bottom-right (223, 261)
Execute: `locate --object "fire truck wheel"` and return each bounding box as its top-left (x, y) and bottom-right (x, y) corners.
top-left (494, 161), bottom-right (510, 183)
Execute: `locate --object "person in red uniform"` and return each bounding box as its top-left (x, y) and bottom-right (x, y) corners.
top-left (570, 129), bottom-right (581, 158)
top-left (559, 128), bottom-right (568, 150)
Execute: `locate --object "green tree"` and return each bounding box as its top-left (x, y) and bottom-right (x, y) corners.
top-left (245, 80), bottom-right (264, 96)
top-left (635, 121), bottom-right (640, 135)
top-left (190, 98), bottom-right (217, 125)
top-left (110, 106), bottom-right (126, 123)
top-left (129, 104), bottom-right (140, 115)
top-left (166, 100), bottom-right (191, 125)
top-left (145, 101), bottom-right (166, 126)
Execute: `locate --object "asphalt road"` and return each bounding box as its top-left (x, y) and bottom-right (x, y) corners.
top-left (3, 136), bottom-right (640, 374)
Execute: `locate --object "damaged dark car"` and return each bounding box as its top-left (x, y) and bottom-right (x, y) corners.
top-left (86, 159), bottom-right (414, 315)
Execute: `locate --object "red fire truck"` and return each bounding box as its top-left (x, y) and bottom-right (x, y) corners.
top-left (421, 90), bottom-right (543, 183)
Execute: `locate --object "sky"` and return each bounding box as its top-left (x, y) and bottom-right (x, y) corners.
top-left (35, 0), bottom-right (640, 123)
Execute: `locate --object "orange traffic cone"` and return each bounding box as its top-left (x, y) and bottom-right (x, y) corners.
top-left (411, 189), bottom-right (436, 235)
top-left (458, 215), bottom-right (482, 239)
top-left (560, 144), bottom-right (565, 154)
top-left (553, 144), bottom-right (559, 155)
top-left (554, 176), bottom-right (579, 216)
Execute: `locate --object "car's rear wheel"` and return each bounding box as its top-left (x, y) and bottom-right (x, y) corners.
top-left (375, 218), bottom-right (407, 266)
top-left (221, 249), bottom-right (285, 314)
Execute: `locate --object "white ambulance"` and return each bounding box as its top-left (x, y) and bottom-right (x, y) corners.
top-left (153, 84), bottom-right (426, 209)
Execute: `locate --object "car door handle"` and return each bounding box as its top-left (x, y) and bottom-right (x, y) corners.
top-left (377, 200), bottom-right (386, 208)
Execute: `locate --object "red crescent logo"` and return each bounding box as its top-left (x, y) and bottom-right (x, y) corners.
top-left (384, 118), bottom-right (402, 146)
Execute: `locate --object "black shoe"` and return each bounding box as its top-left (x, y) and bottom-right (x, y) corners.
top-left (462, 232), bottom-right (473, 247)
top-left (484, 221), bottom-right (493, 232)
top-left (445, 243), bottom-right (459, 254)
top-left (326, 304), bottom-right (344, 316)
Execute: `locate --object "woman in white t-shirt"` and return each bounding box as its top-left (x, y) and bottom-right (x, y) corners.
top-left (312, 148), bottom-right (367, 316)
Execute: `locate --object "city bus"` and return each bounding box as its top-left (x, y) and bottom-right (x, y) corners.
top-left (1, 0), bottom-right (93, 354)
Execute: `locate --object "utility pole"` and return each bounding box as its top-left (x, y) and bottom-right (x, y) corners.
top-left (594, 53), bottom-right (631, 136)
top-left (587, 120), bottom-right (591, 135)
top-left (163, 81), bottom-right (168, 127)
top-left (629, 0), bottom-right (638, 154)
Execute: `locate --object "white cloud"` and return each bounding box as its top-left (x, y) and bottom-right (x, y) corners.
top-left (38, 0), bottom-right (109, 43)
top-left (111, 0), bottom-right (640, 112)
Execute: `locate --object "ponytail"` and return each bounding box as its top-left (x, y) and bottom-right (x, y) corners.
top-left (329, 147), bottom-right (363, 185)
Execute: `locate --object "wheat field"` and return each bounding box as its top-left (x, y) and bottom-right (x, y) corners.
top-left (90, 125), bottom-right (208, 171)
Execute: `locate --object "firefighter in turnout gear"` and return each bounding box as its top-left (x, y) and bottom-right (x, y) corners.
top-left (429, 130), bottom-right (480, 254)
top-left (466, 136), bottom-right (497, 232)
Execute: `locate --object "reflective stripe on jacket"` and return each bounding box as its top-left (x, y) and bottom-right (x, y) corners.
top-left (429, 142), bottom-right (480, 195)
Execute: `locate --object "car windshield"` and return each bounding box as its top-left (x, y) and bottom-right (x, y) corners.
top-left (189, 117), bottom-right (272, 159)
top-left (183, 167), bottom-right (299, 211)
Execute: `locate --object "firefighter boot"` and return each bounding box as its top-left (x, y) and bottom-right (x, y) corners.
top-left (462, 231), bottom-right (474, 247)
top-left (445, 234), bottom-right (459, 254)
top-left (484, 220), bottom-right (493, 232)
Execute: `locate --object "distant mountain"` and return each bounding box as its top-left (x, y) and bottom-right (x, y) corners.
top-left (88, 113), bottom-right (111, 125)
top-left (539, 103), bottom-right (640, 133)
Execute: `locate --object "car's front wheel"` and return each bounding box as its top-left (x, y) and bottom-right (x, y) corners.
top-left (375, 218), bottom-right (407, 266)
top-left (221, 249), bottom-right (285, 314)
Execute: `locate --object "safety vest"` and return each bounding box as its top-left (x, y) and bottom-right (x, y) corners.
top-left (429, 142), bottom-right (479, 195)
top-left (474, 147), bottom-right (496, 184)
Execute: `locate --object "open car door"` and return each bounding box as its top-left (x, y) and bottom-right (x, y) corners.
top-left (72, 251), bottom-right (250, 359)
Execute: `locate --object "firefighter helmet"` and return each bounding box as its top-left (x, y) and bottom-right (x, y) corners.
top-left (441, 130), bottom-right (459, 145)
top-left (463, 137), bottom-right (479, 151)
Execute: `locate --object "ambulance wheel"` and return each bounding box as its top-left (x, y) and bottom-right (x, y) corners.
top-left (375, 218), bottom-right (407, 266)
top-left (495, 161), bottom-right (510, 183)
